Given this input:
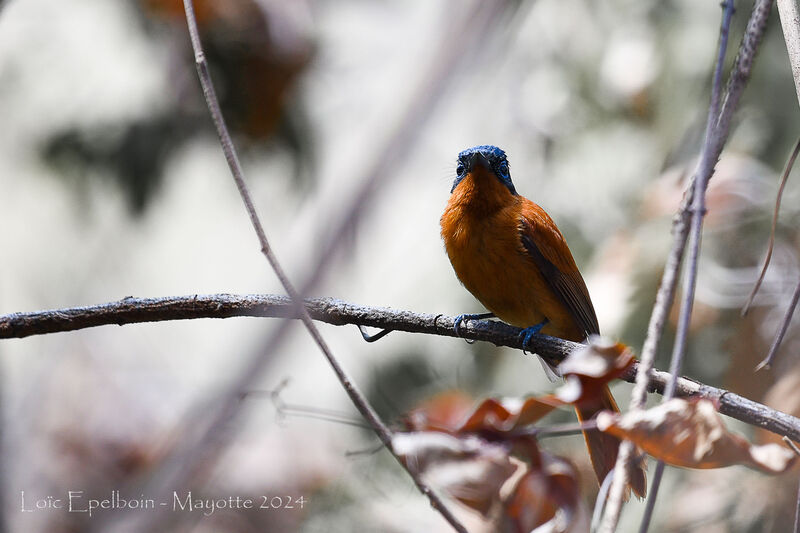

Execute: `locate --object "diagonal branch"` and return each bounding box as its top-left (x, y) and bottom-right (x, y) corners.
top-left (742, 138), bottom-right (800, 319)
top-left (778, 0), bottom-right (800, 107)
top-left (181, 0), bottom-right (397, 461)
top-left (2, 294), bottom-right (800, 442)
top-left (600, 2), bottom-right (774, 531)
top-left (106, 1), bottom-right (519, 532)
top-left (119, 1), bottom-right (511, 532)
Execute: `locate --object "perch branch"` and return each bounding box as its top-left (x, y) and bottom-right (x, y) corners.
top-left (2, 294), bottom-right (800, 442)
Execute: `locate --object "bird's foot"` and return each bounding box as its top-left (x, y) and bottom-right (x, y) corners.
top-left (519, 320), bottom-right (549, 354)
top-left (357, 325), bottom-right (392, 343)
top-left (453, 312), bottom-right (495, 343)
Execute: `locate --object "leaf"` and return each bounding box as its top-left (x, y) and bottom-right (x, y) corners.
top-left (403, 390), bottom-right (477, 433)
top-left (505, 453), bottom-right (589, 533)
top-left (459, 396), bottom-right (562, 433)
top-left (404, 392), bottom-right (561, 435)
top-left (398, 393), bottom-right (585, 527)
top-left (596, 398), bottom-right (797, 473)
top-left (393, 431), bottom-right (520, 515)
top-left (394, 431), bottom-right (588, 530)
top-left (555, 336), bottom-right (634, 406)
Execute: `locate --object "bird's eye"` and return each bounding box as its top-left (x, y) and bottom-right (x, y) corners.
top-left (497, 161), bottom-right (509, 175)
top-left (456, 163), bottom-right (465, 176)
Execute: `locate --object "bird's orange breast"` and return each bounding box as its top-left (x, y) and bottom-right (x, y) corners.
top-left (440, 173), bottom-right (585, 341)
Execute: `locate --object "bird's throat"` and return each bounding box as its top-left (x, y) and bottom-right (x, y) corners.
top-left (448, 170), bottom-right (514, 216)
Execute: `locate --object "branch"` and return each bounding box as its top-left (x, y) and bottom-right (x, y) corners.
top-left (761, 277), bottom-right (800, 369)
top-left (181, 0), bottom-right (398, 478)
top-left (743, 138), bottom-right (800, 319)
top-left (107, 0), bottom-right (514, 531)
top-left (2, 294), bottom-right (800, 441)
top-left (601, 1), bottom-right (773, 531)
top-left (86, 0), bottom-right (510, 530)
top-left (778, 0), bottom-right (800, 107)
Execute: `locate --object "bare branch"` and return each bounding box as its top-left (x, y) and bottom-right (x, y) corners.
top-left (2, 294), bottom-right (800, 443)
top-left (778, 0), bottom-right (800, 107)
top-left (98, 1), bottom-right (522, 530)
top-left (0, 294), bottom-right (572, 362)
top-left (122, 1), bottom-right (515, 531)
top-left (182, 0), bottom-right (397, 454)
top-left (795, 479), bottom-right (800, 533)
top-left (743, 138), bottom-right (800, 317)
top-left (759, 277), bottom-right (800, 370)
top-left (639, 2), bottom-right (776, 531)
top-left (788, 435), bottom-right (800, 533)
top-left (601, 1), bottom-right (772, 532)
top-left (716, 1), bottom-right (774, 137)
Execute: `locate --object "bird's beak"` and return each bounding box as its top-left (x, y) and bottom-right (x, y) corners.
top-left (465, 152), bottom-right (492, 174)
top-left (474, 152), bottom-right (492, 170)
top-left (471, 154), bottom-right (496, 184)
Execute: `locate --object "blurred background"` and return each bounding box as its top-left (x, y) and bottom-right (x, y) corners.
top-left (1, 0), bottom-right (800, 531)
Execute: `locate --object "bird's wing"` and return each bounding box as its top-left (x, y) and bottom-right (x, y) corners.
top-left (518, 205), bottom-right (600, 337)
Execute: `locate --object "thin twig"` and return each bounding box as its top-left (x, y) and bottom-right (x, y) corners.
top-left (600, 179), bottom-right (693, 531)
top-left (591, 469), bottom-right (617, 533)
top-left (640, 3), bottom-right (775, 532)
top-left (132, 2), bottom-right (496, 532)
top-left (274, 404), bottom-right (372, 429)
top-left (778, 0), bottom-right (800, 107)
top-left (715, 1), bottom-right (774, 138)
top-left (182, 0), bottom-right (394, 449)
top-left (795, 479), bottom-right (800, 533)
top-left (790, 435), bottom-right (800, 533)
top-left (759, 276), bottom-right (800, 370)
top-left (600, 1), bottom-right (774, 531)
top-left (641, 3), bottom-right (776, 532)
top-left (743, 138), bottom-right (800, 316)
top-left (243, 380), bottom-right (372, 429)
top-left (514, 419), bottom-right (599, 439)
top-left (672, 0), bottom-right (738, 398)
top-left (0, 364), bottom-right (6, 533)
top-left (784, 436), bottom-right (800, 456)
top-left (91, 0), bottom-right (512, 530)
top-left (3, 294), bottom-right (800, 442)
top-left (784, 432), bottom-right (800, 533)
top-left (773, 0), bottom-right (800, 396)
top-left (111, 0), bottom-right (518, 531)
top-left (638, 0), bottom-right (740, 527)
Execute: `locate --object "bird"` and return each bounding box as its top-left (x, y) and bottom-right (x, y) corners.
top-left (440, 144), bottom-right (646, 497)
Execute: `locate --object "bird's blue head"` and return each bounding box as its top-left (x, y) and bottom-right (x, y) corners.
top-left (451, 145), bottom-right (517, 195)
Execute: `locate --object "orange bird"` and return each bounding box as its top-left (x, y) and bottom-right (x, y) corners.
top-left (440, 145), bottom-right (646, 497)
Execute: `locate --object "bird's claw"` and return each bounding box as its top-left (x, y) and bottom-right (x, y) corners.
top-left (357, 325), bottom-right (392, 343)
top-left (453, 312), bottom-right (495, 341)
top-left (519, 320), bottom-right (548, 354)
top-left (453, 314), bottom-right (469, 337)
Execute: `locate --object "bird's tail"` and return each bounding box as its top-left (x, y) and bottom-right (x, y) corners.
top-left (575, 385), bottom-right (647, 499)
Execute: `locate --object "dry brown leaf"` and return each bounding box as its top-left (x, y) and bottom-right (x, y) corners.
top-left (398, 393), bottom-right (588, 527)
top-left (403, 390), bottom-right (477, 433)
top-left (405, 392), bottom-right (561, 435)
top-left (596, 398), bottom-right (797, 473)
top-left (394, 431), bottom-right (588, 531)
top-left (505, 453), bottom-right (589, 533)
top-left (459, 396), bottom-right (561, 433)
top-left (556, 336), bottom-right (634, 406)
top-left (393, 432), bottom-right (520, 515)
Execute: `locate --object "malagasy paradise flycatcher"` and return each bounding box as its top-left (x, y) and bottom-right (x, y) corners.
top-left (440, 145), bottom-right (646, 497)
